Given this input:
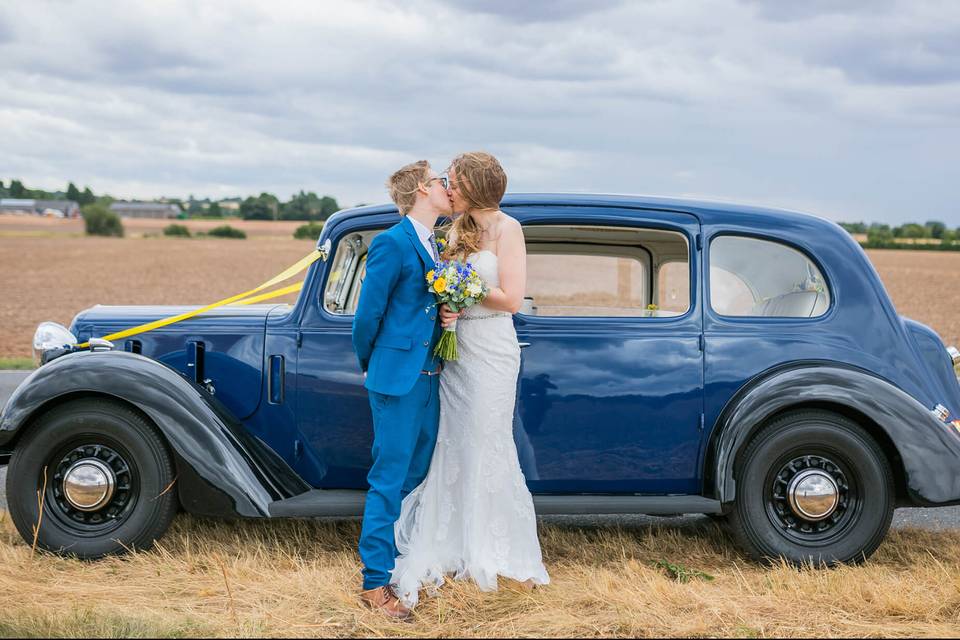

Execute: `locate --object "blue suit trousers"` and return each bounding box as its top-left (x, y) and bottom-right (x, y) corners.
top-left (359, 373), bottom-right (440, 589)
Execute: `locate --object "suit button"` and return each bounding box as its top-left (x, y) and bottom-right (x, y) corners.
top-left (423, 340), bottom-right (429, 347)
top-left (430, 315), bottom-right (436, 321)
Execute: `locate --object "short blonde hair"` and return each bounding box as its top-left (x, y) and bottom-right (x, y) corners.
top-left (386, 160), bottom-right (431, 215)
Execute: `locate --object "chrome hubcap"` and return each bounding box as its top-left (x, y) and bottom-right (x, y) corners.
top-left (787, 468), bottom-right (839, 521)
top-left (62, 459), bottom-right (116, 512)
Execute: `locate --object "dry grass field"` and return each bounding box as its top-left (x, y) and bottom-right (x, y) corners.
top-left (2, 512), bottom-right (960, 638)
top-left (3, 214), bottom-right (960, 637)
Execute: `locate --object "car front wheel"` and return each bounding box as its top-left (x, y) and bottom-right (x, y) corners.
top-left (728, 409), bottom-right (894, 565)
top-left (6, 398), bottom-right (177, 558)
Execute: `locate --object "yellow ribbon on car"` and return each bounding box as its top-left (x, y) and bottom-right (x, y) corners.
top-left (74, 249), bottom-right (323, 348)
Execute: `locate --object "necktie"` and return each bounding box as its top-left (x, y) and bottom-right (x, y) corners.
top-left (429, 233), bottom-right (439, 262)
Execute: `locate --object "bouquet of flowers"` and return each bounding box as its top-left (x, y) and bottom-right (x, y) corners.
top-left (425, 258), bottom-right (488, 360)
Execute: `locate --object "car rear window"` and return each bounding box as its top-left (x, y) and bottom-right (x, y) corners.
top-left (709, 235), bottom-right (830, 318)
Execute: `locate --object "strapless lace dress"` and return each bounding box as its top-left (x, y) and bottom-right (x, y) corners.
top-left (390, 250), bottom-right (550, 607)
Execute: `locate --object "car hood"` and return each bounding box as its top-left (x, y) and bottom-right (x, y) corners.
top-left (70, 303), bottom-right (290, 420)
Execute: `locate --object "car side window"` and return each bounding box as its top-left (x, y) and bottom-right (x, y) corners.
top-left (323, 229), bottom-right (384, 315)
top-left (521, 224), bottom-right (690, 318)
top-left (710, 235), bottom-right (830, 317)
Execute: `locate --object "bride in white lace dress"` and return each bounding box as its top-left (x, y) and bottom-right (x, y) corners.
top-left (391, 152), bottom-right (549, 607)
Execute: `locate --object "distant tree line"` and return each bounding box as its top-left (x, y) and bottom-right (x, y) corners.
top-left (2, 179), bottom-right (341, 222)
top-left (839, 220), bottom-right (960, 250)
top-left (1, 179), bottom-right (98, 206)
top-left (238, 191), bottom-right (339, 221)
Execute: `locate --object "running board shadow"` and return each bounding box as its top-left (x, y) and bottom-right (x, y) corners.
top-left (268, 490), bottom-right (723, 518)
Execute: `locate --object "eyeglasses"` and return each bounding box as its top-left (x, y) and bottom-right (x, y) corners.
top-left (426, 175), bottom-right (449, 190)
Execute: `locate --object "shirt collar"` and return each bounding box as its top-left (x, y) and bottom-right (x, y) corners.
top-left (407, 215), bottom-right (433, 243)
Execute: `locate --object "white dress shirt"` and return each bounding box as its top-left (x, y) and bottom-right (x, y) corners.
top-left (408, 216), bottom-right (438, 262)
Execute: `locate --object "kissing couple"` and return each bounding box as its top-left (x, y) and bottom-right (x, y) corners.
top-left (351, 152), bottom-right (549, 619)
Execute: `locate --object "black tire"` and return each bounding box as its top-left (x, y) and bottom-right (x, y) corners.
top-left (6, 398), bottom-right (177, 558)
top-left (727, 409), bottom-right (894, 566)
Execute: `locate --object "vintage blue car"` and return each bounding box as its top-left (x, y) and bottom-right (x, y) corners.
top-left (3, 194), bottom-right (960, 566)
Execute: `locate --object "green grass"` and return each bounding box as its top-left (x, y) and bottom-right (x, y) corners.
top-left (0, 358), bottom-right (35, 370)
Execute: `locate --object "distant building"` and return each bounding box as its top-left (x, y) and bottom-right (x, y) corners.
top-left (109, 202), bottom-right (181, 218)
top-left (218, 200), bottom-right (241, 212)
top-left (0, 198), bottom-right (80, 218)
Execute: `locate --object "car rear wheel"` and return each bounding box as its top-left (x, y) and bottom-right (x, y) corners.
top-left (728, 409), bottom-right (894, 565)
top-left (6, 398), bottom-right (177, 558)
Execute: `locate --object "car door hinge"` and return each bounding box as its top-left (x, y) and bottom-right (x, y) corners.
top-left (695, 233), bottom-right (702, 251)
top-left (296, 330), bottom-right (303, 348)
top-left (699, 414), bottom-right (705, 431)
top-left (698, 334), bottom-right (704, 351)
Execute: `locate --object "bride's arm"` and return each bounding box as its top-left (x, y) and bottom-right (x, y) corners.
top-left (482, 218), bottom-right (526, 314)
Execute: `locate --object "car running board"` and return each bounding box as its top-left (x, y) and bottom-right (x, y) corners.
top-left (267, 490), bottom-right (723, 518)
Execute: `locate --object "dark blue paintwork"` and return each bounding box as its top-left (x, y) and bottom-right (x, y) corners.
top-left (5, 193), bottom-right (960, 515)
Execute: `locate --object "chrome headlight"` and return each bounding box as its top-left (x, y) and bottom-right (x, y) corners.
top-left (33, 321), bottom-right (77, 367)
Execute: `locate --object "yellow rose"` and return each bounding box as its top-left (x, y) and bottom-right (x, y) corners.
top-left (426, 270), bottom-right (435, 282)
top-left (433, 278), bottom-right (446, 293)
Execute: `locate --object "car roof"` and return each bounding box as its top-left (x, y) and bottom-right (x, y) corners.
top-left (327, 192), bottom-right (839, 231)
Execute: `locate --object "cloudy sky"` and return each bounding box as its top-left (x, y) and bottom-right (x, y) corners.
top-left (2, 0), bottom-right (958, 224)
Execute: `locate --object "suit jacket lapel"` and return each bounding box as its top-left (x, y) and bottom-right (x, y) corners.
top-left (401, 216), bottom-right (436, 269)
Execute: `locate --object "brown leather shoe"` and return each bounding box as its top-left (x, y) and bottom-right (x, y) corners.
top-left (359, 585), bottom-right (411, 620)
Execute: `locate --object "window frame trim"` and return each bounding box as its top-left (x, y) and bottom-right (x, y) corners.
top-left (516, 221), bottom-right (696, 325)
top-left (315, 221), bottom-right (393, 323)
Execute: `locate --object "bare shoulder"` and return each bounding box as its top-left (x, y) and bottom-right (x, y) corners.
top-left (496, 211), bottom-right (523, 237)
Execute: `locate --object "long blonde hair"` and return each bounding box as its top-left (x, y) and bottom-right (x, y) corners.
top-left (444, 152), bottom-right (507, 260)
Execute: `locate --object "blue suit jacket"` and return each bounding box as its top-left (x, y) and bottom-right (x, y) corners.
top-left (352, 216), bottom-right (441, 396)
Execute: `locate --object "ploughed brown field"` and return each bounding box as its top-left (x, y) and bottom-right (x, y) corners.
top-left (0, 215), bottom-right (313, 358)
top-left (2, 214), bottom-right (958, 358)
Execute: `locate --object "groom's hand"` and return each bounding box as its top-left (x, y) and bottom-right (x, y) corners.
top-left (439, 304), bottom-right (463, 329)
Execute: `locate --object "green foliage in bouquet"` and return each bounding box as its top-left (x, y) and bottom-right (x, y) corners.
top-left (425, 259), bottom-right (488, 361)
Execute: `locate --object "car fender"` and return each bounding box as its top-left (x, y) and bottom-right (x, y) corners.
top-left (707, 363), bottom-right (960, 505)
top-left (0, 350), bottom-right (308, 517)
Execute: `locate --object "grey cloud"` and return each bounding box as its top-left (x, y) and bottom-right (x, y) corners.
top-left (745, 0), bottom-right (898, 22)
top-left (813, 31), bottom-right (960, 85)
top-left (1, 0), bottom-right (959, 225)
top-left (96, 38), bottom-right (213, 76)
top-left (443, 0), bottom-right (624, 23)
top-left (0, 16), bottom-right (13, 45)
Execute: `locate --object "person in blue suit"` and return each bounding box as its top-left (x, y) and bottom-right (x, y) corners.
top-left (352, 160), bottom-right (454, 619)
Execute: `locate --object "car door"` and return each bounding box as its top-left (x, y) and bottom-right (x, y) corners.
top-left (508, 206), bottom-right (704, 494)
top-left (294, 214), bottom-right (394, 488)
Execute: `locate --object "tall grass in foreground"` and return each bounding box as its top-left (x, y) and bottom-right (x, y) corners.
top-left (1, 510), bottom-right (959, 638)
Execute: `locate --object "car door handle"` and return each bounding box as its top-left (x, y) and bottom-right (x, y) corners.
top-left (268, 355), bottom-right (284, 404)
top-left (518, 342), bottom-right (531, 348)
